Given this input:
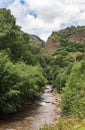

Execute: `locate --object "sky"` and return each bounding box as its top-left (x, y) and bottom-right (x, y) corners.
top-left (0, 0), bottom-right (85, 41)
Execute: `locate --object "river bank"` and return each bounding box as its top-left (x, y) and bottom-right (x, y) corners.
top-left (0, 85), bottom-right (61, 130)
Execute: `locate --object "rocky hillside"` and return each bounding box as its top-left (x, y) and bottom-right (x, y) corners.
top-left (45, 26), bottom-right (85, 53)
top-left (29, 34), bottom-right (45, 48)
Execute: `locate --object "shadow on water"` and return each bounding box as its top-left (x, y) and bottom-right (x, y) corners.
top-left (0, 85), bottom-right (58, 130)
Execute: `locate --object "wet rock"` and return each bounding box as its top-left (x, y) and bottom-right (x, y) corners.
top-left (45, 101), bottom-right (52, 103)
top-left (46, 85), bottom-right (51, 89)
top-left (52, 102), bottom-right (57, 104)
top-left (55, 98), bottom-right (58, 102)
top-left (39, 102), bottom-right (47, 106)
top-left (54, 108), bottom-right (62, 115)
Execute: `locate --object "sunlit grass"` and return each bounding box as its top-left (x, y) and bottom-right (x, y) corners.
top-left (40, 116), bottom-right (85, 130)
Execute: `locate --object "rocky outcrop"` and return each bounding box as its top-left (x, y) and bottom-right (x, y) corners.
top-left (68, 31), bottom-right (85, 43)
top-left (45, 38), bottom-right (60, 53)
top-left (45, 26), bottom-right (85, 53)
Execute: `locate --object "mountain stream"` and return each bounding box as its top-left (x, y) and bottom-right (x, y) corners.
top-left (0, 85), bottom-right (61, 130)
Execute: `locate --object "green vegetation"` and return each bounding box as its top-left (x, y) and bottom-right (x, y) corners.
top-left (0, 8), bottom-right (85, 130)
top-left (40, 117), bottom-right (85, 130)
top-left (61, 61), bottom-right (85, 117)
top-left (42, 25), bottom-right (85, 129)
top-left (49, 26), bottom-right (85, 40)
top-left (0, 9), bottom-right (47, 113)
top-left (45, 28), bottom-right (85, 117)
top-left (0, 52), bottom-right (46, 113)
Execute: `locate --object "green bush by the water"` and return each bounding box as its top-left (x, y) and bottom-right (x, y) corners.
top-left (61, 61), bottom-right (85, 117)
top-left (0, 52), bottom-right (47, 113)
top-left (45, 26), bottom-right (85, 118)
top-left (0, 9), bottom-right (47, 113)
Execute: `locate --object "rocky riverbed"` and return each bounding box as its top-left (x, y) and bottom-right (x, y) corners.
top-left (0, 85), bottom-right (61, 130)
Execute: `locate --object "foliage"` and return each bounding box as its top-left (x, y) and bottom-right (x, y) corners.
top-left (0, 8), bottom-right (42, 64)
top-left (61, 61), bottom-right (85, 117)
top-left (0, 9), bottom-right (47, 114)
top-left (45, 25), bottom-right (85, 118)
top-left (0, 52), bottom-right (47, 113)
top-left (0, 8), bottom-right (85, 120)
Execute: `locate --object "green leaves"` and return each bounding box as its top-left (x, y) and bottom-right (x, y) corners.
top-left (0, 52), bottom-right (47, 113)
top-left (45, 26), bottom-right (85, 118)
top-left (0, 9), bottom-right (48, 114)
top-left (61, 61), bottom-right (85, 117)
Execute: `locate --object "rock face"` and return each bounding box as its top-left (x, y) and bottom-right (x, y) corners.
top-left (45, 38), bottom-right (60, 53)
top-left (68, 31), bottom-right (85, 43)
top-left (45, 26), bottom-right (85, 53)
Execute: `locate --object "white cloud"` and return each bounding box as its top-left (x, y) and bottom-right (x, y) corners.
top-left (6, 0), bottom-right (85, 41)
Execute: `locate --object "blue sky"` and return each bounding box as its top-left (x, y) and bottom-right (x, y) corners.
top-left (0, 0), bottom-right (14, 8)
top-left (0, 0), bottom-right (26, 7)
top-left (0, 0), bottom-right (85, 41)
top-left (20, 0), bottom-right (25, 5)
top-left (29, 11), bottom-right (37, 19)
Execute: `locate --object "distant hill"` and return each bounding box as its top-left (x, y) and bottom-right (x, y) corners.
top-left (45, 26), bottom-right (85, 53)
top-left (29, 34), bottom-right (45, 48)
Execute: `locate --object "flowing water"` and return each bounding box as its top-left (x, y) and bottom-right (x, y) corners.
top-left (0, 85), bottom-right (59, 130)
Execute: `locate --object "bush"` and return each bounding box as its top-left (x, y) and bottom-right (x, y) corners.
top-left (61, 61), bottom-right (85, 117)
top-left (0, 52), bottom-right (47, 113)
